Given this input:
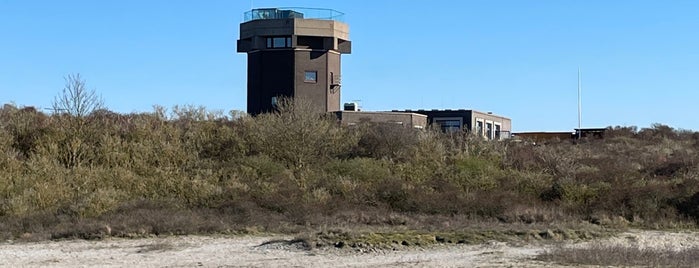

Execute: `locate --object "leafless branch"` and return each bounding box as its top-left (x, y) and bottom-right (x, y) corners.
top-left (52, 73), bottom-right (104, 118)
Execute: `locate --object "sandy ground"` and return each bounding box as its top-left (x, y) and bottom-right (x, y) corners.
top-left (0, 230), bottom-right (697, 267)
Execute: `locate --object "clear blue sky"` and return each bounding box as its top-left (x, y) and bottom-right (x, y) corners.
top-left (1, 0), bottom-right (698, 131)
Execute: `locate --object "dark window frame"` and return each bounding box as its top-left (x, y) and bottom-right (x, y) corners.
top-left (494, 124), bottom-right (502, 140)
top-left (476, 120), bottom-right (484, 136)
top-left (486, 122), bottom-right (493, 140)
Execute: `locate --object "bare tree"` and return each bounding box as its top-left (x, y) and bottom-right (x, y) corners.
top-left (52, 73), bottom-right (104, 118)
top-left (51, 73), bottom-right (104, 168)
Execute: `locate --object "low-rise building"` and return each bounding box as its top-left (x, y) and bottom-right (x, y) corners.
top-left (512, 128), bottom-right (606, 142)
top-left (392, 109), bottom-right (511, 140)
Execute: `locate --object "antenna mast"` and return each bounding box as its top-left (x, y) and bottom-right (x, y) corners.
top-left (578, 67), bottom-right (582, 139)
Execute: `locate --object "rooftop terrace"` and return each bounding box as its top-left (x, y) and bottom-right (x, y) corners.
top-left (243, 7), bottom-right (345, 22)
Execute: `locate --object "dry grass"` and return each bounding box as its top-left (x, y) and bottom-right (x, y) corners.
top-left (537, 244), bottom-right (699, 267)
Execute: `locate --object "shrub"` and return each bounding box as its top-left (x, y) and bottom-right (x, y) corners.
top-left (677, 191), bottom-right (699, 223)
top-left (352, 122), bottom-right (421, 161)
top-left (2, 96), bottom-right (699, 238)
top-left (244, 98), bottom-right (357, 175)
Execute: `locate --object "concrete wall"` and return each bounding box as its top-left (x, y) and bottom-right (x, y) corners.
top-left (326, 51), bottom-right (341, 111)
top-left (239, 19), bottom-right (350, 52)
top-left (294, 19), bottom-right (349, 41)
top-left (336, 111), bottom-right (428, 129)
top-left (289, 50), bottom-right (341, 113)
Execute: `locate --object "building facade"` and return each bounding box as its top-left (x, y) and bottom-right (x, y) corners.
top-left (236, 8), bottom-right (513, 137)
top-left (237, 8), bottom-right (351, 115)
top-left (393, 109), bottom-right (512, 140)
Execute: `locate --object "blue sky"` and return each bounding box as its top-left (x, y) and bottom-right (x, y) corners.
top-left (1, 0), bottom-right (698, 131)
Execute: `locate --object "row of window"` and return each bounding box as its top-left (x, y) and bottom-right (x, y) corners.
top-left (434, 117), bottom-right (503, 140)
top-left (266, 37), bottom-right (292, 48)
top-left (265, 36), bottom-right (327, 49)
top-left (475, 119), bottom-right (502, 140)
top-left (434, 118), bottom-right (462, 132)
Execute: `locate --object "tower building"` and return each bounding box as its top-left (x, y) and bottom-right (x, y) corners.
top-left (237, 8), bottom-right (351, 115)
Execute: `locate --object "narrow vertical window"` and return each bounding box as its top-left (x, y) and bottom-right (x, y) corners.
top-left (476, 120), bottom-right (484, 136)
top-left (486, 122), bottom-right (493, 140)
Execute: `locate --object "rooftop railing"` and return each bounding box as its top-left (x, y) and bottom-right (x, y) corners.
top-left (243, 7), bottom-right (345, 22)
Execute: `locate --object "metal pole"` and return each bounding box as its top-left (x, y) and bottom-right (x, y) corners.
top-left (578, 67), bottom-right (582, 139)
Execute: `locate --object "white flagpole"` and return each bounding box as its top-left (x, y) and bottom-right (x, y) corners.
top-left (578, 67), bottom-right (582, 139)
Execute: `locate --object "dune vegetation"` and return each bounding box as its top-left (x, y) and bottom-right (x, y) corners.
top-left (2, 77), bottom-right (699, 242)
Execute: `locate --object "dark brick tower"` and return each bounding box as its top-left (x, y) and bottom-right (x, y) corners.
top-left (237, 8), bottom-right (351, 115)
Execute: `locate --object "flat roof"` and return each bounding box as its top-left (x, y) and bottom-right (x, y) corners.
top-left (513, 131), bottom-right (574, 135)
top-left (337, 110), bottom-right (427, 117)
top-left (389, 109), bottom-right (510, 120)
top-left (575, 128), bottom-right (607, 131)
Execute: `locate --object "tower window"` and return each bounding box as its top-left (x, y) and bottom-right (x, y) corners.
top-left (304, 71), bottom-right (317, 82)
top-left (266, 36), bottom-right (292, 48)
